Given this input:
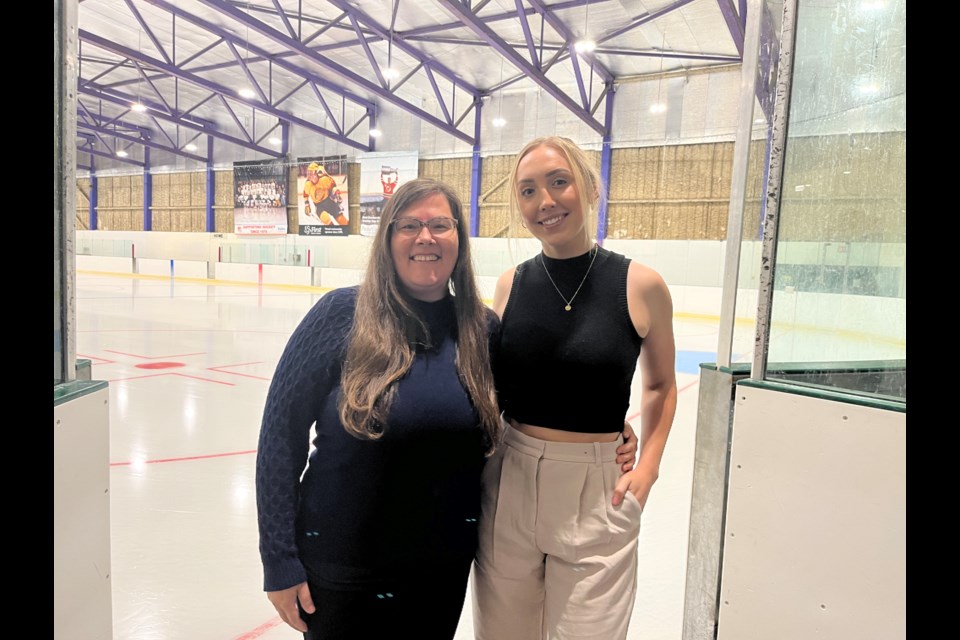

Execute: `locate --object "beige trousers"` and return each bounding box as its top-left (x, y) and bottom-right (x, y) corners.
top-left (472, 422), bottom-right (643, 640)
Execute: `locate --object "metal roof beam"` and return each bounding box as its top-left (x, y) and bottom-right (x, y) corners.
top-left (224, 39), bottom-right (269, 104)
top-left (346, 13), bottom-right (389, 88)
top-left (192, 0), bottom-right (476, 145)
top-left (122, 0), bottom-right (172, 65)
top-left (142, 0), bottom-right (377, 114)
top-left (79, 145), bottom-right (146, 168)
top-left (599, 0), bottom-right (699, 44)
top-left (514, 0), bottom-right (541, 68)
top-left (77, 104), bottom-right (154, 137)
top-left (132, 61), bottom-right (174, 114)
top-left (269, 0), bottom-right (298, 40)
top-left (78, 84), bottom-right (284, 157)
top-left (78, 120), bottom-right (208, 162)
top-left (80, 29), bottom-right (371, 151)
top-left (436, 0), bottom-right (605, 136)
top-left (527, 0), bottom-right (613, 83)
top-left (402, 0), bottom-right (605, 38)
top-left (327, 0), bottom-right (479, 97)
top-left (323, 0), bottom-right (481, 129)
top-left (716, 0), bottom-right (745, 57)
top-left (591, 48), bottom-right (740, 63)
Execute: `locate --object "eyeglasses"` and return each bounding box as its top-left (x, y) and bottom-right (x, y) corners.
top-left (391, 217), bottom-right (458, 236)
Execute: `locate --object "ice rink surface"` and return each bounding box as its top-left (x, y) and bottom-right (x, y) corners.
top-left (75, 272), bottom-right (746, 640)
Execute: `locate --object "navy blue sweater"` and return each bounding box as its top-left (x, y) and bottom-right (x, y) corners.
top-left (256, 286), bottom-right (497, 592)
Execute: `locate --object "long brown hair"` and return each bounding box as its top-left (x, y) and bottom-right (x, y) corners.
top-left (338, 178), bottom-right (501, 453)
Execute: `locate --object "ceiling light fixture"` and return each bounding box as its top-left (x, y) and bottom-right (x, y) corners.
top-left (649, 31), bottom-right (667, 114)
top-left (574, 40), bottom-right (596, 54)
top-left (131, 31), bottom-right (146, 113)
top-left (385, 0), bottom-right (399, 87)
top-left (492, 56), bottom-right (506, 128)
top-left (239, 88), bottom-right (256, 99)
top-left (369, 128), bottom-right (382, 138)
top-left (268, 136), bottom-right (281, 145)
top-left (185, 143), bottom-right (198, 152)
top-left (384, 32), bottom-right (398, 82)
top-left (574, 2), bottom-right (595, 55)
top-left (117, 150), bottom-right (129, 158)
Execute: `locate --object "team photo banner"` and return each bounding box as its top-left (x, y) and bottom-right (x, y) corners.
top-left (233, 159), bottom-right (288, 235)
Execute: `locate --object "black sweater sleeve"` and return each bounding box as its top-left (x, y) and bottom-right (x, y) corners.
top-left (255, 287), bottom-right (356, 592)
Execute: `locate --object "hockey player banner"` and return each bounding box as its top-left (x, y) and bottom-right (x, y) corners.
top-left (296, 155), bottom-right (349, 237)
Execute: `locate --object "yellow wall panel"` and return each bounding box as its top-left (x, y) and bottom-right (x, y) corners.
top-left (75, 134), bottom-right (903, 241)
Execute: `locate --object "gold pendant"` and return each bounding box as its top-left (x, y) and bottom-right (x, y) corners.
top-left (564, 304), bottom-right (572, 311)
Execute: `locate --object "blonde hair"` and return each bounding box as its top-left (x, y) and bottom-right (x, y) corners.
top-left (338, 178), bottom-right (502, 453)
top-left (507, 136), bottom-right (605, 245)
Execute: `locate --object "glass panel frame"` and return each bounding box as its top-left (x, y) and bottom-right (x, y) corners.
top-left (753, 0), bottom-right (906, 402)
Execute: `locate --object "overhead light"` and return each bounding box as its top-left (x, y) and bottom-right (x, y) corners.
top-left (384, 29), bottom-right (399, 84)
top-left (131, 102), bottom-right (147, 113)
top-left (574, 40), bottom-right (596, 54)
top-left (238, 88), bottom-right (256, 99)
top-left (492, 57), bottom-right (507, 129)
top-left (857, 81), bottom-right (880, 94)
top-left (574, 2), bottom-right (594, 56)
top-left (117, 150), bottom-right (129, 158)
top-left (185, 143), bottom-right (198, 152)
top-left (754, 118), bottom-right (765, 124)
top-left (369, 128), bottom-right (382, 138)
top-left (650, 31), bottom-right (669, 115)
top-left (268, 137), bottom-right (282, 145)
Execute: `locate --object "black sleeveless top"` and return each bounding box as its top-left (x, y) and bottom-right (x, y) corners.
top-left (495, 246), bottom-right (643, 433)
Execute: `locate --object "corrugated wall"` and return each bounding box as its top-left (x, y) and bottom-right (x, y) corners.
top-left (94, 175), bottom-right (144, 231)
top-left (151, 172), bottom-right (207, 232)
top-left (75, 133), bottom-right (905, 241)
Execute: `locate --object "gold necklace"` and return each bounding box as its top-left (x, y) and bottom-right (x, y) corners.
top-left (539, 245), bottom-right (599, 311)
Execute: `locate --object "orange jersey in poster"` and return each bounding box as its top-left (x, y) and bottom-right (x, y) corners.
top-left (304, 174), bottom-right (338, 204)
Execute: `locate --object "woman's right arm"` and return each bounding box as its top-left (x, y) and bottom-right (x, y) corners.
top-left (255, 288), bottom-right (355, 629)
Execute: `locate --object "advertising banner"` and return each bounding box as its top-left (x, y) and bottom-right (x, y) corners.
top-left (358, 151), bottom-right (419, 237)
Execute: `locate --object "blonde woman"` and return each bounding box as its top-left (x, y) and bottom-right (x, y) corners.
top-left (472, 137), bottom-right (678, 640)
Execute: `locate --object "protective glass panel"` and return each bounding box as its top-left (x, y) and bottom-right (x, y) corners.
top-left (766, 0), bottom-right (906, 400)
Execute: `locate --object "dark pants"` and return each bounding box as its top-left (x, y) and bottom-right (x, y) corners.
top-left (315, 197), bottom-right (342, 219)
top-left (299, 564), bottom-right (471, 640)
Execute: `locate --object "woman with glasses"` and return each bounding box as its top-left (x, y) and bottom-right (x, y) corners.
top-left (472, 137), bottom-right (678, 640)
top-left (256, 178), bottom-right (501, 638)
